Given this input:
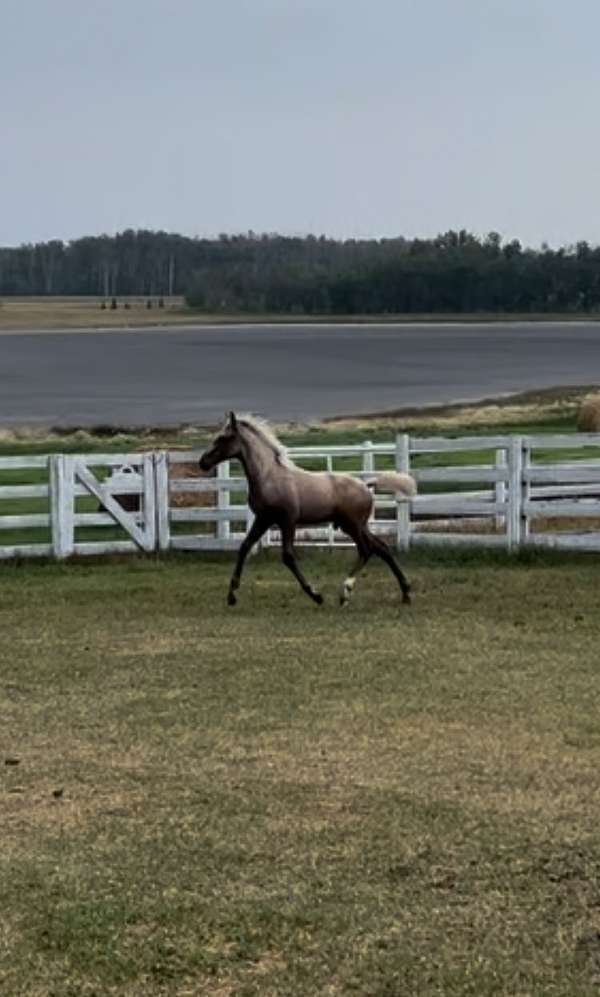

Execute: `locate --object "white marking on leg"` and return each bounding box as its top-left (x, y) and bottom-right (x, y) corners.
top-left (340, 575), bottom-right (356, 605)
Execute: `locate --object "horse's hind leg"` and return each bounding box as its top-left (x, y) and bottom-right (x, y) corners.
top-left (339, 530), bottom-right (371, 607)
top-left (280, 523), bottom-right (323, 605)
top-left (339, 550), bottom-right (368, 606)
top-left (365, 529), bottom-right (412, 604)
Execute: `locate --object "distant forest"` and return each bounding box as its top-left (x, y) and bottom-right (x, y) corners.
top-left (2, 228), bottom-right (600, 314)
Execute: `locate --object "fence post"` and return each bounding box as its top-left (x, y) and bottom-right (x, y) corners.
top-left (363, 441), bottom-right (375, 528)
top-left (521, 438), bottom-right (531, 543)
top-left (495, 448), bottom-right (507, 536)
top-left (154, 451), bottom-right (170, 552)
top-left (363, 441), bottom-right (375, 473)
top-left (50, 454), bottom-right (74, 559)
top-left (507, 437), bottom-right (523, 550)
top-left (395, 433), bottom-right (411, 551)
top-left (217, 459), bottom-right (231, 543)
top-left (141, 454), bottom-right (156, 552)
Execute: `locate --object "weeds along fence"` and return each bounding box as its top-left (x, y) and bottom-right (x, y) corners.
top-left (2, 434), bottom-right (600, 561)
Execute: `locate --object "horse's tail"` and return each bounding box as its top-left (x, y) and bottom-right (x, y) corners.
top-left (366, 472), bottom-right (417, 498)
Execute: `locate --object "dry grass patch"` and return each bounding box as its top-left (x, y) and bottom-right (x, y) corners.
top-left (0, 296), bottom-right (189, 330)
top-left (324, 384), bottom-right (599, 434)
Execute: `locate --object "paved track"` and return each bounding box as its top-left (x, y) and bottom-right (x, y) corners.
top-left (1, 322), bottom-right (599, 427)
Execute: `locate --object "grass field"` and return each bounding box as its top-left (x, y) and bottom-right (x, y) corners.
top-left (2, 296), bottom-right (600, 331)
top-left (0, 296), bottom-right (193, 331)
top-left (3, 548), bottom-right (600, 996)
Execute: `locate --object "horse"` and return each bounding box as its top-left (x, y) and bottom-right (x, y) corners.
top-left (198, 413), bottom-right (417, 608)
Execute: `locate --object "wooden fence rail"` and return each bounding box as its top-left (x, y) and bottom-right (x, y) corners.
top-left (2, 434), bottom-right (600, 560)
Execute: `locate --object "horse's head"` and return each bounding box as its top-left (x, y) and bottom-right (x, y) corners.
top-left (199, 412), bottom-right (242, 472)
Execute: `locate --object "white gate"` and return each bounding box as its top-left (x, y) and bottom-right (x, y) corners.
top-left (50, 453), bottom-right (156, 558)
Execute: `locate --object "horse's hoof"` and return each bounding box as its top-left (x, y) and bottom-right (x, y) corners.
top-left (313, 592), bottom-right (324, 606)
top-left (402, 592), bottom-right (412, 605)
top-left (227, 592), bottom-right (237, 607)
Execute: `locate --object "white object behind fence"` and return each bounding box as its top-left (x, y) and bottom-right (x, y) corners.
top-left (2, 434), bottom-right (600, 560)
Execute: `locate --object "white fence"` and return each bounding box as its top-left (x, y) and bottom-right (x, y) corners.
top-left (2, 434), bottom-right (600, 560)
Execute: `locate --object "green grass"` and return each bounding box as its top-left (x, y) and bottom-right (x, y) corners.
top-left (3, 548), bottom-right (600, 996)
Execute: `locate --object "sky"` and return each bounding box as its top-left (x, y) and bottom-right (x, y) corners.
top-left (3, 0), bottom-right (600, 248)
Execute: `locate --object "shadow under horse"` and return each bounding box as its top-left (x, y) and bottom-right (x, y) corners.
top-left (199, 413), bottom-right (417, 608)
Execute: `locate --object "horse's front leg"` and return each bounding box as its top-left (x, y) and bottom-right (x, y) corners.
top-left (280, 522), bottom-right (323, 605)
top-left (227, 515), bottom-right (270, 606)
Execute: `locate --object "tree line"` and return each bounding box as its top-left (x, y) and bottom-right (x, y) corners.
top-left (2, 228), bottom-right (600, 314)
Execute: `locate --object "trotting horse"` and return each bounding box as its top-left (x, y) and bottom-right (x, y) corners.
top-left (199, 413), bottom-right (417, 608)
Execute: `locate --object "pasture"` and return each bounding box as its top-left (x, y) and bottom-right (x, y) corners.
top-left (0, 296), bottom-right (189, 330)
top-left (3, 548), bottom-right (600, 996)
top-left (2, 297), bottom-right (600, 332)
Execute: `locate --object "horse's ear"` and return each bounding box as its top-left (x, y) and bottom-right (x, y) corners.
top-left (229, 411), bottom-right (238, 432)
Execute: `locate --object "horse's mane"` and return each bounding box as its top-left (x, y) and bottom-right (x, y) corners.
top-left (236, 414), bottom-right (295, 468)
